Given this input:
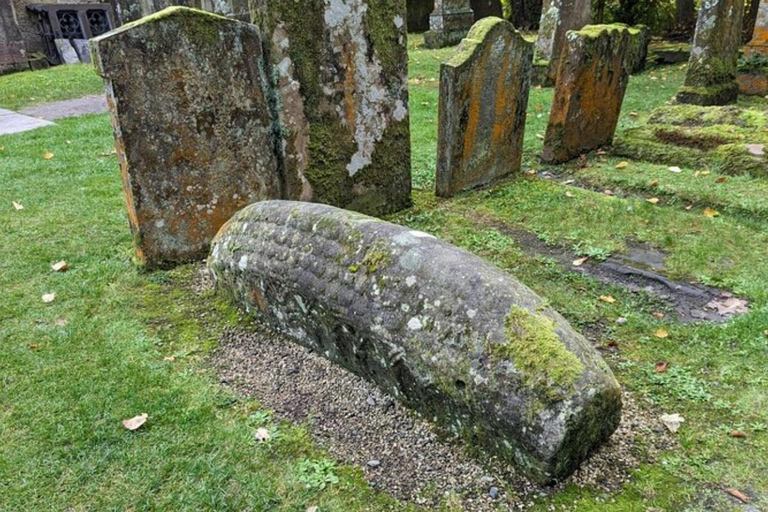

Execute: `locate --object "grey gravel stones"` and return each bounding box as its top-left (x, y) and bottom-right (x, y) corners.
top-left (208, 200), bottom-right (622, 482)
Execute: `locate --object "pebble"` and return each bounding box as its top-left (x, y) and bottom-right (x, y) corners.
top-left (489, 487), bottom-right (499, 500)
top-left (367, 460), bottom-right (382, 468)
top-left (616, 317), bottom-right (628, 324)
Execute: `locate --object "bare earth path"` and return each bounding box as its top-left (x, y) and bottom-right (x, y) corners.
top-left (18, 94), bottom-right (107, 121)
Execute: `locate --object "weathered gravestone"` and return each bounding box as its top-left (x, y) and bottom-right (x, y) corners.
top-left (739, 0), bottom-right (768, 96)
top-left (0, 0), bottom-right (26, 74)
top-left (209, 200), bottom-right (622, 483)
top-left (542, 25), bottom-right (631, 164)
top-left (250, 0), bottom-right (412, 216)
top-left (625, 24), bottom-right (650, 74)
top-left (436, 18), bottom-right (533, 197)
top-left (91, 8), bottom-right (280, 268)
top-left (424, 0), bottom-right (476, 48)
top-left (534, 0), bottom-right (591, 86)
top-left (677, 0), bottom-right (745, 105)
top-left (55, 39), bottom-right (80, 65)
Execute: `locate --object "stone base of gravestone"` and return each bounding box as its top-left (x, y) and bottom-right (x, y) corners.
top-left (542, 25), bottom-right (631, 164)
top-left (55, 39), bottom-right (80, 65)
top-left (72, 39), bottom-right (91, 63)
top-left (91, 7), bottom-right (281, 268)
top-left (436, 17), bottom-right (533, 197)
top-left (425, 9), bottom-right (475, 48)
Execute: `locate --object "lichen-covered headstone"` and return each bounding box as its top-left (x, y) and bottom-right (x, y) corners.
top-left (436, 18), bottom-right (533, 197)
top-left (746, 0), bottom-right (768, 56)
top-left (91, 7), bottom-right (280, 268)
top-left (209, 200), bottom-right (622, 483)
top-left (542, 25), bottom-right (631, 164)
top-left (424, 0), bottom-right (475, 48)
top-left (55, 39), bottom-right (80, 65)
top-left (249, 0), bottom-right (412, 217)
top-left (677, 0), bottom-right (745, 105)
top-left (625, 24), bottom-right (650, 74)
top-left (534, 0), bottom-right (591, 85)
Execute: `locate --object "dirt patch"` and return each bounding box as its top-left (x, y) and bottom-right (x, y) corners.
top-left (471, 214), bottom-right (746, 324)
top-left (197, 267), bottom-right (675, 511)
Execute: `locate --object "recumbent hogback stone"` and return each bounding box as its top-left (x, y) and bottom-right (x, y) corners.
top-left (208, 200), bottom-right (622, 483)
top-left (250, 0), bottom-right (412, 216)
top-left (436, 17), bottom-right (533, 198)
top-left (542, 24), bottom-right (631, 164)
top-left (91, 7), bottom-right (280, 269)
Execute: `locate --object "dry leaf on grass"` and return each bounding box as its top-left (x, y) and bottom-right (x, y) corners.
top-left (12, 201), bottom-right (24, 210)
top-left (705, 297), bottom-right (748, 317)
top-left (565, 191), bottom-right (575, 198)
top-left (715, 176), bottom-right (728, 183)
top-left (163, 355), bottom-right (176, 362)
top-left (306, 507), bottom-right (319, 512)
top-left (726, 489), bottom-right (750, 504)
top-left (572, 257), bottom-right (589, 267)
top-left (649, 179), bottom-right (659, 187)
top-left (255, 427), bottom-right (271, 442)
top-left (42, 293), bottom-right (55, 303)
top-left (55, 318), bottom-right (68, 327)
top-left (653, 312), bottom-right (666, 318)
top-left (615, 161), bottom-right (629, 169)
top-left (647, 197), bottom-right (660, 205)
top-left (661, 413), bottom-right (684, 433)
top-left (122, 413), bottom-right (148, 431)
top-left (668, 166), bottom-right (682, 173)
top-left (43, 151), bottom-right (54, 160)
top-left (703, 207), bottom-right (720, 218)
top-left (654, 328), bottom-right (669, 339)
top-left (51, 261), bottom-right (68, 272)
top-left (730, 430), bottom-right (748, 438)
top-left (599, 295), bottom-right (616, 304)
top-left (655, 361), bottom-right (669, 373)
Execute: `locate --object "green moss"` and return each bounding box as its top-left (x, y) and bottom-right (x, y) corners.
top-left (106, 6), bottom-right (229, 46)
top-left (348, 264), bottom-right (360, 273)
top-left (360, 243), bottom-right (392, 274)
top-left (574, 23), bottom-right (630, 40)
top-left (490, 306), bottom-right (584, 402)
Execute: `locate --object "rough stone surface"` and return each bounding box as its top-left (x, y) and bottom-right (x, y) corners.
top-left (739, 0), bottom-right (768, 96)
top-left (436, 17), bottom-right (533, 197)
top-left (425, 0), bottom-right (476, 48)
top-left (55, 39), bottom-right (80, 65)
top-left (677, 0), bottom-right (745, 106)
top-left (91, 7), bottom-right (280, 268)
top-left (542, 25), bottom-right (631, 164)
top-left (0, 0), bottom-right (26, 74)
top-left (534, 0), bottom-right (591, 85)
top-left (208, 200), bottom-right (622, 483)
top-left (250, 0), bottom-right (412, 216)
top-left (625, 24), bottom-right (650, 74)
top-left (72, 39), bottom-right (92, 63)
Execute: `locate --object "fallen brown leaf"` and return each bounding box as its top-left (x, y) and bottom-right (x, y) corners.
top-left (42, 293), bottom-right (55, 303)
top-left (55, 318), bottom-right (68, 327)
top-left (655, 361), bottom-right (669, 373)
top-left (726, 489), bottom-right (750, 504)
top-left (668, 166), bottom-right (682, 173)
top-left (43, 151), bottom-right (54, 160)
top-left (654, 328), bottom-right (669, 339)
top-left (51, 260), bottom-right (68, 272)
top-left (730, 430), bottom-right (748, 438)
top-left (599, 295), bottom-right (616, 304)
top-left (615, 161), bottom-right (629, 169)
top-left (649, 179), bottom-right (659, 187)
top-left (122, 413), bottom-right (148, 431)
top-left (647, 197), bottom-right (660, 205)
top-left (565, 191), bottom-right (575, 198)
top-left (703, 207), bottom-right (720, 218)
top-left (306, 506), bottom-right (319, 512)
top-left (653, 312), bottom-right (666, 318)
top-left (715, 176), bottom-right (728, 183)
top-left (29, 345), bottom-right (38, 350)
top-left (12, 201), bottom-right (24, 210)
top-left (572, 257), bottom-right (589, 267)
top-left (661, 413), bottom-right (684, 433)
top-left (163, 355), bottom-right (176, 362)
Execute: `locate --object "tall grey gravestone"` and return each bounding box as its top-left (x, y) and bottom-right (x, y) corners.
top-left (534, 0), bottom-right (591, 85)
top-left (677, 0), bottom-right (745, 105)
top-left (250, 0), bottom-right (412, 216)
top-left (425, 0), bottom-right (475, 48)
top-left (436, 17), bottom-right (533, 197)
top-left (91, 7), bottom-right (281, 268)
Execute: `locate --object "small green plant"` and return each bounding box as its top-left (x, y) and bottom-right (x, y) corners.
top-left (572, 241), bottom-right (612, 260)
top-left (297, 459), bottom-right (340, 491)
top-left (738, 53), bottom-right (768, 73)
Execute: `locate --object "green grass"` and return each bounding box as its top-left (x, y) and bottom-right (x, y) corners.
top-left (0, 64), bottom-right (103, 110)
top-left (2, 38), bottom-right (768, 511)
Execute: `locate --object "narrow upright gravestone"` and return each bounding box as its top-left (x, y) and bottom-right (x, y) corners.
top-left (91, 8), bottom-right (281, 268)
top-left (250, 0), bottom-right (412, 216)
top-left (677, 0), bottom-right (745, 105)
top-left (534, 0), bottom-right (591, 85)
top-left (542, 25), bottom-right (631, 164)
top-left (209, 200), bottom-right (622, 483)
top-left (436, 18), bottom-right (533, 198)
top-left (425, 0), bottom-right (476, 48)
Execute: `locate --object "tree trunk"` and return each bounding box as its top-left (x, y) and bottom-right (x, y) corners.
top-left (595, 0), bottom-right (605, 24)
top-left (675, 0), bottom-right (695, 29)
top-left (744, 0), bottom-right (761, 44)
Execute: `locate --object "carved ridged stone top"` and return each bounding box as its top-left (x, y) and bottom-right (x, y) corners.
top-left (208, 200), bottom-right (622, 483)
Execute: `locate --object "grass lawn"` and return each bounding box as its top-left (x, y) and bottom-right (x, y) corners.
top-left (2, 36), bottom-right (768, 511)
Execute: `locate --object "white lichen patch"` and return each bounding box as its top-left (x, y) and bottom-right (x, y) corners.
top-left (407, 317), bottom-right (424, 331)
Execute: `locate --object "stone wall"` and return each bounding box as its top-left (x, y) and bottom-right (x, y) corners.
top-left (0, 0), bottom-right (26, 74)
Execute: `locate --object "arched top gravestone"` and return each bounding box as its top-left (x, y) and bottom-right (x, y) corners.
top-left (91, 7), bottom-right (281, 268)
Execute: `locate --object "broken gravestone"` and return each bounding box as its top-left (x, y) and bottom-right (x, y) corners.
top-left (91, 7), bottom-right (280, 268)
top-left (739, 0), bottom-right (768, 96)
top-left (250, 0), bottom-right (412, 216)
top-left (72, 39), bottom-right (91, 63)
top-left (533, 0), bottom-right (591, 86)
top-left (425, 0), bottom-right (475, 48)
top-left (208, 200), bottom-right (622, 483)
top-left (542, 25), bottom-right (631, 164)
top-left (436, 17), bottom-right (533, 197)
top-left (677, 0), bottom-right (745, 105)
top-left (55, 39), bottom-right (80, 65)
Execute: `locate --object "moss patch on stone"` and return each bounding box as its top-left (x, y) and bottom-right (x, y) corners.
top-left (490, 306), bottom-right (585, 402)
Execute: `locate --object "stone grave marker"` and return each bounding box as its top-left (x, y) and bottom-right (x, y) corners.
top-left (534, 0), bottom-right (591, 85)
top-left (250, 0), bottom-right (412, 216)
top-left (436, 17), bottom-right (533, 198)
top-left (424, 0), bottom-right (475, 48)
top-left (55, 39), bottom-right (80, 64)
top-left (91, 7), bottom-right (280, 268)
top-left (677, 0), bottom-right (745, 105)
top-left (739, 0), bottom-right (768, 96)
top-left (542, 25), bottom-right (631, 164)
top-left (209, 200), bottom-right (622, 484)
